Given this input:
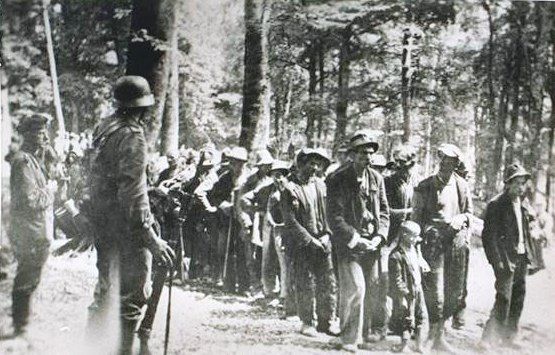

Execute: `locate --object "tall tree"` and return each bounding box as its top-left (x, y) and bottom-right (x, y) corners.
top-left (160, 7), bottom-right (180, 154)
top-left (126, 0), bottom-right (179, 147)
top-left (239, 0), bottom-right (271, 152)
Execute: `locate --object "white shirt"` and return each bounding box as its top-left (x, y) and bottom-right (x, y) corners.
top-left (512, 197), bottom-right (526, 255)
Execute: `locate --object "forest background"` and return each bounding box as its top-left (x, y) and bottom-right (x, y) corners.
top-left (1, 0), bottom-right (554, 223)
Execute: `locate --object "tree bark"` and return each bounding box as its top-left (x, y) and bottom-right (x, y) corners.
top-left (126, 0), bottom-right (178, 149)
top-left (401, 28), bottom-right (413, 143)
top-left (333, 28), bottom-right (351, 151)
top-left (239, 0), bottom-right (271, 152)
top-left (305, 46), bottom-right (317, 147)
top-left (42, 0), bottom-right (65, 154)
top-left (160, 13), bottom-right (180, 154)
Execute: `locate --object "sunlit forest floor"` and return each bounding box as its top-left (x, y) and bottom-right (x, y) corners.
top-left (1, 243), bottom-right (554, 354)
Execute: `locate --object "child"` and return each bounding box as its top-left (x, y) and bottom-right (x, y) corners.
top-left (389, 221), bottom-right (427, 353)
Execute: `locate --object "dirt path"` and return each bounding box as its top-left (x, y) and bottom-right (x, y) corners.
top-left (1, 243), bottom-right (554, 354)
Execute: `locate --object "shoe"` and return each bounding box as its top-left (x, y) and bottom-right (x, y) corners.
top-left (300, 324), bottom-right (318, 337)
top-left (342, 344), bottom-right (358, 353)
top-left (452, 310), bottom-right (466, 330)
top-left (317, 326), bottom-right (340, 337)
top-left (328, 337), bottom-right (343, 349)
top-left (500, 338), bottom-right (523, 350)
top-left (432, 322), bottom-right (456, 354)
top-left (364, 332), bottom-right (385, 343)
top-left (392, 340), bottom-right (409, 353)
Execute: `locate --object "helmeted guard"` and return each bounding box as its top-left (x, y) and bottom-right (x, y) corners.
top-left (88, 75), bottom-right (174, 354)
top-left (9, 114), bottom-right (57, 335)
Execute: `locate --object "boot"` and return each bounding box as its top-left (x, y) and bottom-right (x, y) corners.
top-left (12, 292), bottom-right (31, 335)
top-left (138, 327), bottom-right (152, 355)
top-left (432, 321), bottom-right (455, 353)
top-left (425, 322), bottom-right (437, 347)
top-left (119, 319), bottom-right (139, 355)
top-left (414, 326), bottom-right (424, 353)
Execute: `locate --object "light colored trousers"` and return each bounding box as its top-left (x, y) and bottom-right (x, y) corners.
top-left (337, 254), bottom-right (379, 345)
top-left (261, 221), bottom-right (288, 298)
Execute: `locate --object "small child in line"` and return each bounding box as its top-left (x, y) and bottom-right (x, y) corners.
top-left (389, 220), bottom-right (428, 353)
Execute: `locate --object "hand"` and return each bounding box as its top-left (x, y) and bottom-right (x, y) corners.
top-left (308, 238), bottom-right (325, 252)
top-left (354, 238), bottom-right (373, 252)
top-left (47, 179), bottom-right (58, 193)
top-left (319, 234), bottom-right (332, 254)
top-left (367, 236), bottom-right (382, 251)
top-left (420, 259), bottom-right (431, 273)
top-left (145, 230), bottom-right (175, 268)
top-left (450, 214), bottom-right (468, 231)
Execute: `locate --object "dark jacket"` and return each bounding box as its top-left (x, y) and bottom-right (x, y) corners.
top-left (90, 115), bottom-right (153, 241)
top-left (389, 247), bottom-right (421, 300)
top-left (326, 162), bottom-right (390, 259)
top-left (10, 148), bottom-right (54, 253)
top-left (282, 175), bottom-right (331, 249)
top-left (412, 173), bottom-right (473, 230)
top-left (482, 191), bottom-right (539, 273)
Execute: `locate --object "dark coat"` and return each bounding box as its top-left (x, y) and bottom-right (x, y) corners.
top-left (326, 162), bottom-right (390, 259)
top-left (482, 191), bottom-right (540, 273)
top-left (412, 173), bottom-right (473, 230)
top-left (10, 149), bottom-right (54, 254)
top-left (89, 115), bottom-right (154, 241)
top-left (281, 175), bottom-right (332, 249)
top-left (389, 247), bottom-right (421, 300)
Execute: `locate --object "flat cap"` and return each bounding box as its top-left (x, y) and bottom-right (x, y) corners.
top-left (226, 146), bottom-right (248, 162)
top-left (17, 113), bottom-right (50, 134)
top-left (437, 143), bottom-right (462, 159)
top-left (504, 163), bottom-right (530, 183)
top-left (348, 133), bottom-right (379, 152)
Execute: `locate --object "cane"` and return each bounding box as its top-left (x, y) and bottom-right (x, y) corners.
top-left (222, 214), bottom-right (233, 281)
top-left (163, 267), bottom-right (173, 355)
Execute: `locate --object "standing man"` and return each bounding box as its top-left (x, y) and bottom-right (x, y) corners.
top-left (88, 76), bottom-right (175, 354)
top-left (327, 133), bottom-right (390, 351)
top-left (480, 163), bottom-right (540, 349)
top-left (9, 114), bottom-right (57, 335)
top-left (282, 148), bottom-right (337, 337)
top-left (203, 147), bottom-right (253, 295)
top-left (412, 143), bottom-right (473, 352)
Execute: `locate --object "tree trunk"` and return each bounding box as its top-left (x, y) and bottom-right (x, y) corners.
top-left (126, 0), bottom-right (178, 149)
top-left (42, 0), bottom-right (65, 154)
top-left (334, 28), bottom-right (351, 151)
top-left (401, 28), bottom-right (413, 143)
top-left (239, 0), bottom-right (271, 152)
top-left (160, 14), bottom-right (180, 155)
top-left (305, 46), bottom-right (317, 147)
top-left (546, 22), bottom-right (555, 212)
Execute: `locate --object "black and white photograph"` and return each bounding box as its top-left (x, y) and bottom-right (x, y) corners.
top-left (1, 0), bottom-right (554, 354)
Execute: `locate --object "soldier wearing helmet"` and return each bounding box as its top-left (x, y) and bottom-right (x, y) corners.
top-left (88, 76), bottom-right (174, 354)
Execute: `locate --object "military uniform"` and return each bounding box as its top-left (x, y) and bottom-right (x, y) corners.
top-left (89, 114), bottom-right (154, 322)
top-left (10, 135), bottom-right (54, 333)
top-left (87, 76), bottom-right (173, 354)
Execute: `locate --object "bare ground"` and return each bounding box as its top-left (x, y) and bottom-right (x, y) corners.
top-left (1, 243), bottom-right (555, 355)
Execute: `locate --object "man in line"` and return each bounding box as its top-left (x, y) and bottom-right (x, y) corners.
top-left (88, 76), bottom-right (175, 354)
top-left (480, 163), bottom-right (541, 349)
top-left (327, 133), bottom-right (390, 352)
top-left (9, 114), bottom-right (57, 336)
top-left (282, 148), bottom-right (337, 337)
top-left (412, 143), bottom-right (473, 352)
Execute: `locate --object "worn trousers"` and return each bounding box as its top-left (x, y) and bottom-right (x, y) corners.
top-left (91, 236), bottom-right (152, 322)
top-left (294, 246), bottom-right (336, 329)
top-left (12, 240), bottom-right (50, 328)
top-left (337, 253), bottom-right (379, 345)
top-left (483, 255), bottom-right (527, 340)
top-left (261, 224), bottom-right (288, 298)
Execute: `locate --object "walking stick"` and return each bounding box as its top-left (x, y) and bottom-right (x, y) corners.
top-left (222, 214), bottom-right (233, 281)
top-left (163, 267), bottom-right (173, 355)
